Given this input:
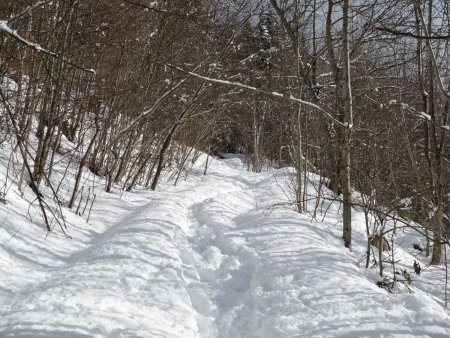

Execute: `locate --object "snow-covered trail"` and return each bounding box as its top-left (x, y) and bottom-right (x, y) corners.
top-left (1, 155), bottom-right (450, 337)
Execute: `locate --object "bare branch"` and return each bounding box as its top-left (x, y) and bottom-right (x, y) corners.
top-left (375, 26), bottom-right (450, 40)
top-left (167, 64), bottom-right (346, 128)
top-left (120, 0), bottom-right (198, 19)
top-left (6, 0), bottom-right (53, 23)
top-left (0, 1), bottom-right (96, 75)
top-left (112, 72), bottom-right (196, 143)
top-left (414, 2), bottom-right (450, 104)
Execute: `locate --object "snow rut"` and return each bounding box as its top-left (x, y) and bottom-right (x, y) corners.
top-left (174, 173), bottom-right (264, 338)
top-left (3, 156), bottom-right (450, 337)
top-left (0, 192), bottom-right (201, 337)
top-left (0, 164), bottom-right (268, 338)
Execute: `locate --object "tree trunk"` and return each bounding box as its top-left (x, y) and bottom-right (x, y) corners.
top-left (341, 0), bottom-right (353, 250)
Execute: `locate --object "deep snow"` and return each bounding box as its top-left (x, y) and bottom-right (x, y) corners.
top-left (1, 152), bottom-right (450, 338)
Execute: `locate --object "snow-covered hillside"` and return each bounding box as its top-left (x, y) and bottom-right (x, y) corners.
top-left (1, 153), bottom-right (450, 337)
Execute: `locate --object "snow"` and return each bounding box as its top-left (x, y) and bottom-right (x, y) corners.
top-left (0, 16), bottom-right (95, 75)
top-left (1, 149), bottom-right (450, 337)
top-left (0, 20), bottom-right (56, 57)
top-left (343, 122), bottom-right (353, 129)
top-left (419, 112), bottom-right (432, 122)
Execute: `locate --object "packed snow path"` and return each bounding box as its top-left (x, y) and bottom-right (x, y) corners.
top-left (1, 155), bottom-right (450, 337)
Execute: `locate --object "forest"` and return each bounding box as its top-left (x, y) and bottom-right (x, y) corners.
top-left (1, 0), bottom-right (450, 336)
top-left (0, 0), bottom-right (449, 293)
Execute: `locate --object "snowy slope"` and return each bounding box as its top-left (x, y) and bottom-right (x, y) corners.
top-left (1, 153), bottom-right (450, 337)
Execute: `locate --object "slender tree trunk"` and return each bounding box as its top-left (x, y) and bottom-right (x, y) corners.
top-left (341, 0), bottom-right (353, 250)
top-left (252, 101), bottom-right (262, 172)
top-left (151, 126), bottom-right (177, 191)
top-left (68, 115), bottom-right (100, 209)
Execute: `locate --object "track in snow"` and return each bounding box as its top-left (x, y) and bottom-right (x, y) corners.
top-left (1, 155), bottom-right (450, 337)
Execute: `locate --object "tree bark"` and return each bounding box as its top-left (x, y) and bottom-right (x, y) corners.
top-left (341, 0), bottom-right (353, 250)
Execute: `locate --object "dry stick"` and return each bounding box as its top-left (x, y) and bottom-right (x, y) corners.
top-left (1, 87), bottom-right (69, 236)
top-left (391, 219), bottom-right (397, 285)
top-left (81, 187), bottom-right (91, 216)
top-left (68, 115), bottom-right (100, 208)
top-left (28, 145), bottom-right (69, 235)
top-left (75, 185), bottom-right (85, 215)
top-left (86, 171), bottom-right (97, 222)
top-left (314, 192), bottom-right (441, 250)
top-left (39, 173), bottom-right (69, 232)
top-left (3, 149), bottom-right (15, 200)
top-left (54, 151), bottom-right (76, 196)
top-left (320, 194), bottom-right (342, 223)
top-left (86, 193), bottom-right (96, 223)
top-left (312, 176), bottom-right (325, 220)
top-left (0, 87), bottom-right (51, 231)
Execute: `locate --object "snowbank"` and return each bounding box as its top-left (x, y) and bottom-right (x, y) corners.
top-left (0, 153), bottom-right (449, 337)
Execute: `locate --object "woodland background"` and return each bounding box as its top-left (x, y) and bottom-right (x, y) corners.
top-left (0, 0), bottom-right (449, 264)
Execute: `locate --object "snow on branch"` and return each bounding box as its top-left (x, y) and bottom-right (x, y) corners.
top-left (7, 0), bottom-right (53, 24)
top-left (389, 101), bottom-right (450, 133)
top-left (121, 0), bottom-right (193, 18)
top-left (112, 76), bottom-right (191, 142)
top-left (0, 1), bottom-right (95, 74)
top-left (112, 62), bottom-right (204, 142)
top-left (167, 64), bottom-right (346, 128)
top-left (0, 20), bottom-right (57, 56)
